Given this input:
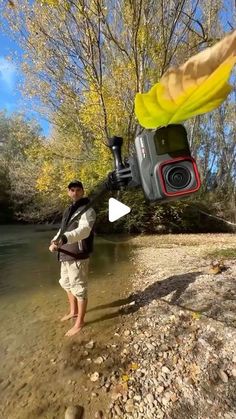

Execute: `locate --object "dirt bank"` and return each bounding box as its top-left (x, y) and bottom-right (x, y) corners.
top-left (107, 233), bottom-right (236, 419)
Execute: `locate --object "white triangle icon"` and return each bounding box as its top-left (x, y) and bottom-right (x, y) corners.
top-left (108, 198), bottom-right (131, 222)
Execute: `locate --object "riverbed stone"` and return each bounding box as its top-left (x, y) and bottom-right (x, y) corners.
top-left (90, 372), bottom-right (99, 382)
top-left (94, 356), bottom-right (104, 364)
top-left (65, 405), bottom-right (83, 419)
top-left (146, 393), bottom-right (154, 404)
top-left (218, 369), bottom-right (228, 383)
top-left (125, 399), bottom-right (134, 413)
top-left (94, 411), bottom-right (103, 418)
top-left (85, 340), bottom-right (95, 349)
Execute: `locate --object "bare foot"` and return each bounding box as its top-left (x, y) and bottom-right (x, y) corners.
top-left (60, 313), bottom-right (78, 321)
top-left (65, 322), bottom-right (84, 337)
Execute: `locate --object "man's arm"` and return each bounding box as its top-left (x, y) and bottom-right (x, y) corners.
top-left (62, 208), bottom-right (96, 244)
top-left (49, 228), bottom-right (61, 252)
top-left (51, 229), bottom-right (61, 243)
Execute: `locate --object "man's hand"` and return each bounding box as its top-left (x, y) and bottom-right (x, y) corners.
top-left (49, 242), bottom-right (59, 252)
top-left (49, 235), bottom-right (67, 252)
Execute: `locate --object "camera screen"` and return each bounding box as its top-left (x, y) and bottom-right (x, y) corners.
top-left (153, 125), bottom-right (189, 155)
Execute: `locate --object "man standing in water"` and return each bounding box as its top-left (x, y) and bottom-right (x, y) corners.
top-left (49, 180), bottom-right (96, 337)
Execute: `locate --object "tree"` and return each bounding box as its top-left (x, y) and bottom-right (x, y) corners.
top-left (1, 0), bottom-right (235, 226)
top-left (0, 111), bottom-right (47, 221)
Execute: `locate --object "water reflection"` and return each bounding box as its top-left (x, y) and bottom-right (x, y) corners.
top-left (0, 225), bottom-right (133, 296)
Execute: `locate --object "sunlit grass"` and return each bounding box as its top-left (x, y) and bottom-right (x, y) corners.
top-left (205, 248), bottom-right (236, 260)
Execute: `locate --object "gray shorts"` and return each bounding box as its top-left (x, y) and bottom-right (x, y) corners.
top-left (59, 259), bottom-right (89, 300)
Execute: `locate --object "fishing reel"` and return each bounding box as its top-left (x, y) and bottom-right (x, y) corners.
top-left (107, 124), bottom-right (201, 202)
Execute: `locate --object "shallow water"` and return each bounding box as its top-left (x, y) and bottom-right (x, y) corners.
top-left (0, 225), bottom-right (135, 418)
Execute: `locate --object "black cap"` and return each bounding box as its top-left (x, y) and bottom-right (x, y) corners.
top-left (68, 180), bottom-right (84, 189)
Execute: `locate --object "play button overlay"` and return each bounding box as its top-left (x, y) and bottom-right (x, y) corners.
top-left (108, 198), bottom-right (131, 222)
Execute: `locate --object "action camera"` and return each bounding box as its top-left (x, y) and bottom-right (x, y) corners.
top-left (107, 124), bottom-right (201, 202)
top-left (133, 124), bottom-right (201, 201)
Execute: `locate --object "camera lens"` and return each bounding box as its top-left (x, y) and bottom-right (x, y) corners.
top-left (166, 166), bottom-right (191, 189)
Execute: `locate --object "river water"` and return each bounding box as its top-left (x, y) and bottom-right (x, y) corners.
top-left (0, 225), bottom-right (136, 419)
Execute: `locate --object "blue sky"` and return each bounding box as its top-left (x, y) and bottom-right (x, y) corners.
top-left (0, 31), bottom-right (50, 137)
top-left (0, 2), bottom-right (233, 140)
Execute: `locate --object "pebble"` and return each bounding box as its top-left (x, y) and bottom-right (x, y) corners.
top-left (162, 366), bottom-right (171, 374)
top-left (156, 386), bottom-right (164, 394)
top-left (124, 330), bottom-right (131, 336)
top-left (146, 393), bottom-right (154, 404)
top-left (90, 372), bottom-right (99, 382)
top-left (224, 414), bottom-right (236, 419)
top-left (128, 390), bottom-right (134, 398)
top-left (157, 409), bottom-right (165, 419)
top-left (218, 369), bottom-right (228, 383)
top-left (94, 411), bottom-right (103, 419)
top-left (125, 399), bottom-right (134, 413)
top-left (94, 357), bottom-right (104, 364)
top-left (146, 343), bottom-right (155, 351)
top-left (111, 392), bottom-right (122, 401)
top-left (65, 405), bottom-right (83, 419)
top-left (114, 404), bottom-right (123, 415)
top-left (85, 340), bottom-right (95, 349)
top-left (231, 368), bottom-right (236, 377)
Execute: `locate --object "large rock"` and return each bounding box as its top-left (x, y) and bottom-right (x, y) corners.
top-left (65, 405), bottom-right (84, 419)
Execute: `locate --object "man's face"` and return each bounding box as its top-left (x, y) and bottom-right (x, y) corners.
top-left (68, 187), bottom-right (84, 202)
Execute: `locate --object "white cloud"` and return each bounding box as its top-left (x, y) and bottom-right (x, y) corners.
top-left (0, 57), bottom-right (17, 90)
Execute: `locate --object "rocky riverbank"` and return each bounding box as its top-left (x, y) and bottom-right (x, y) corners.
top-left (104, 234), bottom-right (236, 419)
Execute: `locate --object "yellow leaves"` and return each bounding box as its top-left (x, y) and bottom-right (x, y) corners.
top-left (36, 162), bottom-right (79, 206)
top-left (24, 143), bottom-right (46, 161)
top-left (128, 362), bottom-right (139, 371)
top-left (120, 362), bottom-right (140, 384)
top-left (135, 30), bottom-right (236, 129)
top-left (36, 161), bottom-right (54, 193)
top-left (40, 0), bottom-right (59, 6)
top-left (192, 312), bottom-right (201, 320)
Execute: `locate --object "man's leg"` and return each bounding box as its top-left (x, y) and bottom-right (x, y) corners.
top-left (65, 298), bottom-right (87, 336)
top-left (60, 291), bottom-right (78, 321)
top-left (65, 260), bottom-right (89, 336)
top-left (59, 262), bottom-right (78, 321)
top-left (77, 298), bottom-right (87, 326)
